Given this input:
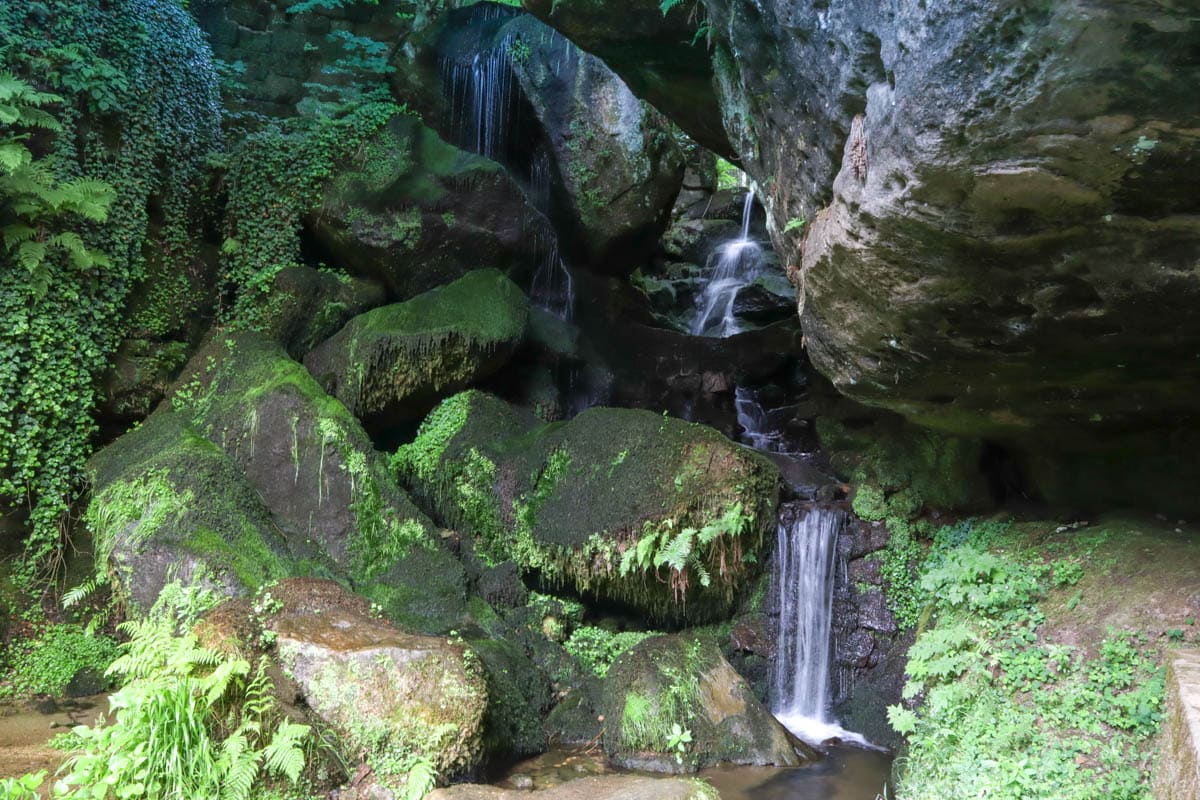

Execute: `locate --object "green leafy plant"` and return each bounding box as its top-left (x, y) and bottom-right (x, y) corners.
top-left (0, 622), bottom-right (119, 699)
top-left (564, 626), bottom-right (656, 678)
top-left (53, 614), bottom-right (309, 800)
top-left (888, 529), bottom-right (1164, 800)
top-left (0, 770), bottom-right (45, 800)
top-left (666, 723), bottom-right (692, 765)
top-left (783, 216), bottom-right (806, 234)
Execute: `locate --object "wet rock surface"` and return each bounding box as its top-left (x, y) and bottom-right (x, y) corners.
top-left (831, 516), bottom-right (908, 749)
top-left (599, 635), bottom-right (814, 773)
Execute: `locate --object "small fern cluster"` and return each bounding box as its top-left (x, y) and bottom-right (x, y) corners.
top-left (54, 615), bottom-right (309, 800)
top-left (619, 502), bottom-right (752, 603)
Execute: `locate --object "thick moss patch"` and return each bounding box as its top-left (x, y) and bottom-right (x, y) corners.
top-left (395, 391), bottom-right (780, 624)
top-left (90, 332), bottom-right (468, 632)
top-left (305, 269), bottom-right (529, 425)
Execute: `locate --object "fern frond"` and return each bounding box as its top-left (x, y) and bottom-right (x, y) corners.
top-left (16, 239), bottom-right (47, 272)
top-left (655, 528), bottom-right (696, 573)
top-left (218, 732), bottom-right (261, 800)
top-left (2, 223), bottom-right (36, 250)
top-left (261, 720), bottom-right (309, 783)
top-left (0, 140), bottom-right (32, 172)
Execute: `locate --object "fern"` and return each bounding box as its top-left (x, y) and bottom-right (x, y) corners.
top-left (262, 720), bottom-right (310, 783)
top-left (655, 527), bottom-right (696, 573)
top-left (0, 74), bottom-right (114, 292)
top-left (400, 756), bottom-right (438, 800)
top-left (56, 602), bottom-right (309, 800)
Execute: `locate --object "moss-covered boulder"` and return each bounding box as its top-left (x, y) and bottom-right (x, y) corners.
top-left (267, 582), bottom-right (487, 796)
top-left (598, 635), bottom-right (812, 773)
top-left (90, 332), bottom-right (468, 631)
top-left (307, 114), bottom-right (544, 300)
top-left (395, 391), bottom-right (779, 624)
top-left (86, 412), bottom-right (296, 612)
top-left (257, 266), bottom-right (386, 360)
top-left (305, 270), bottom-right (529, 426)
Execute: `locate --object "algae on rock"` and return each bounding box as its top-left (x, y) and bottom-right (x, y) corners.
top-left (598, 635), bottom-right (811, 773)
top-left (86, 412), bottom-right (296, 613)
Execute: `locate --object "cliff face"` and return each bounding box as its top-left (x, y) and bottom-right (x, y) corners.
top-left (526, 0), bottom-right (1200, 513)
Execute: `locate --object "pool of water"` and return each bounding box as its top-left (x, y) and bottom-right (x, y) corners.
top-left (497, 745), bottom-right (892, 799)
top-left (701, 746), bottom-right (892, 800)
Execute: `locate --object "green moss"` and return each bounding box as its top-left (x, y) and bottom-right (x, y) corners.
top-left (185, 524), bottom-right (290, 592)
top-left (305, 269), bottom-right (529, 420)
top-left (467, 637), bottom-right (550, 756)
top-left (819, 416), bottom-right (985, 516)
top-left (396, 392), bottom-right (780, 623)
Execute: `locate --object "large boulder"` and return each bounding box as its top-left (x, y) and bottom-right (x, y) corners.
top-left (306, 115), bottom-right (546, 300)
top-left (436, 5), bottom-right (685, 274)
top-left (85, 412), bottom-right (296, 613)
top-left (712, 1), bottom-right (1200, 512)
top-left (268, 580), bottom-right (488, 790)
top-left (90, 332), bottom-right (468, 632)
top-left (599, 635), bottom-right (813, 773)
top-left (304, 269), bottom-right (530, 426)
top-left (520, 0), bottom-right (731, 160)
top-left (394, 391), bottom-right (779, 624)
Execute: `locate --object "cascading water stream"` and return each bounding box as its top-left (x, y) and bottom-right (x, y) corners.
top-left (734, 386), bottom-right (792, 455)
top-left (690, 190), bottom-right (763, 337)
top-left (736, 383), bottom-right (876, 748)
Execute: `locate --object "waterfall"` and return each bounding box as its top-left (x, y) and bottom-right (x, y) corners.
top-left (440, 26), bottom-right (576, 321)
top-left (690, 190), bottom-right (764, 338)
top-left (735, 386), bottom-right (791, 455)
top-left (772, 504), bottom-right (877, 748)
top-left (528, 148), bottom-right (575, 322)
top-left (442, 42), bottom-right (516, 162)
top-left (773, 505), bottom-right (841, 722)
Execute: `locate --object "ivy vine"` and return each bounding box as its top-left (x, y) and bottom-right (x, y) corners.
top-left (0, 0), bottom-right (221, 584)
